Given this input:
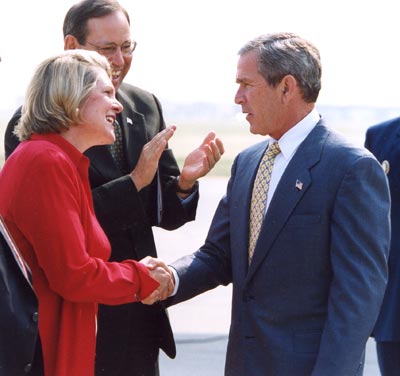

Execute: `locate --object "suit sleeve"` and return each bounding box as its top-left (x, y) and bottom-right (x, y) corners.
top-left (167, 159), bottom-right (237, 305)
top-left (157, 148), bottom-right (199, 230)
top-left (148, 94), bottom-right (199, 230)
top-left (312, 155), bottom-right (390, 375)
top-left (167, 195), bottom-right (232, 305)
top-left (90, 173), bottom-right (148, 236)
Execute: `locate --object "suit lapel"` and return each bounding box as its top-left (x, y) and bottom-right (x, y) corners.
top-left (246, 123), bottom-right (328, 282)
top-left (117, 89), bottom-right (148, 170)
top-left (116, 87), bottom-right (164, 223)
top-left (85, 145), bottom-right (120, 181)
top-left (231, 142), bottom-right (268, 281)
top-left (85, 88), bottom-right (149, 182)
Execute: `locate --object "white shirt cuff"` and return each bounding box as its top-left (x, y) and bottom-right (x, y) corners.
top-left (169, 266), bottom-right (179, 296)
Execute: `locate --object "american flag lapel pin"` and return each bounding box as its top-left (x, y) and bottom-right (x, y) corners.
top-left (295, 179), bottom-right (303, 191)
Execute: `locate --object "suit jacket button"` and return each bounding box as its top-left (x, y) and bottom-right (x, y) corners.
top-left (32, 312), bottom-right (39, 322)
top-left (24, 363), bottom-right (32, 373)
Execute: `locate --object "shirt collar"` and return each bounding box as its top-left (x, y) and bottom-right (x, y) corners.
top-left (270, 108), bottom-right (320, 160)
top-left (29, 133), bottom-right (89, 169)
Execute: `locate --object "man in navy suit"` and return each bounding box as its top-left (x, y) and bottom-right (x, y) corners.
top-left (154, 32), bottom-right (391, 375)
top-left (365, 119), bottom-right (400, 376)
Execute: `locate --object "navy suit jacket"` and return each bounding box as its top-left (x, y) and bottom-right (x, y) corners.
top-left (365, 117), bottom-right (400, 341)
top-left (0, 215), bottom-right (40, 374)
top-left (169, 121), bottom-right (390, 375)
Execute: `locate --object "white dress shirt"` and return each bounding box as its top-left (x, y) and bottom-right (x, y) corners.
top-left (265, 108), bottom-right (319, 212)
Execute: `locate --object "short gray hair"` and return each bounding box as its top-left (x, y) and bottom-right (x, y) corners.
top-left (16, 50), bottom-right (111, 140)
top-left (239, 32), bottom-right (322, 102)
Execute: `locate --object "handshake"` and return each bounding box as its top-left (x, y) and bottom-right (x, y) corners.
top-left (140, 256), bottom-right (175, 305)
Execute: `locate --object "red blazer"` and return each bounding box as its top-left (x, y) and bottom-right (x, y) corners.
top-left (0, 134), bottom-right (158, 376)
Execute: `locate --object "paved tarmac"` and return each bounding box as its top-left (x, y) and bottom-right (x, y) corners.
top-left (154, 176), bottom-right (380, 375)
top-left (159, 335), bottom-right (379, 375)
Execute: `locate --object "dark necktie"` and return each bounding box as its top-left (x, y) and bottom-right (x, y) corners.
top-left (248, 141), bottom-right (281, 263)
top-left (110, 119), bottom-right (127, 173)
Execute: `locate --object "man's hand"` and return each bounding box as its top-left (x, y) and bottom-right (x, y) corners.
top-left (140, 256), bottom-right (175, 305)
top-left (178, 131), bottom-right (224, 192)
top-left (130, 126), bottom-right (176, 192)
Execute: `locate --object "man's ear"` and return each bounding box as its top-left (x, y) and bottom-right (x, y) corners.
top-left (281, 75), bottom-right (296, 94)
top-left (64, 35), bottom-right (80, 51)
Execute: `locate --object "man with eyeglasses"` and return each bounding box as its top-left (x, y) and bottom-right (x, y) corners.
top-left (4, 1), bottom-right (224, 375)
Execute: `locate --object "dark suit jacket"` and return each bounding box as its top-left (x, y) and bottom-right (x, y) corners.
top-left (0, 215), bottom-right (40, 375)
top-left (169, 121), bottom-right (390, 376)
top-left (4, 83), bottom-right (199, 374)
top-left (365, 117), bottom-right (400, 342)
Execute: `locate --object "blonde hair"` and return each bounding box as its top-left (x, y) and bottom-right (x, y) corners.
top-left (15, 49), bottom-right (111, 140)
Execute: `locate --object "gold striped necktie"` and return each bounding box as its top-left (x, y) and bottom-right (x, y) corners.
top-left (248, 141), bottom-right (281, 263)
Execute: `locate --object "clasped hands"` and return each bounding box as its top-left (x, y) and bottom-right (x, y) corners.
top-left (140, 256), bottom-right (175, 305)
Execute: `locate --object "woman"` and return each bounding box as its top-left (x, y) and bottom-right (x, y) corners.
top-left (0, 50), bottom-right (171, 375)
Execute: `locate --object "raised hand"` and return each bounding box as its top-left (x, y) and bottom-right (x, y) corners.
top-left (140, 256), bottom-right (175, 305)
top-left (130, 126), bottom-right (176, 192)
top-left (178, 131), bottom-right (224, 192)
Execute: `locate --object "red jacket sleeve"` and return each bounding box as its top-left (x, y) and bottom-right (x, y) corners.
top-left (12, 149), bottom-right (159, 303)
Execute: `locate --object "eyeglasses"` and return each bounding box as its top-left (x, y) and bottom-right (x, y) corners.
top-left (85, 40), bottom-right (137, 57)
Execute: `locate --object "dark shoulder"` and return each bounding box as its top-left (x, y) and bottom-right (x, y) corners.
top-left (4, 106), bottom-right (23, 159)
top-left (323, 126), bottom-right (374, 161)
top-left (365, 116), bottom-right (400, 152)
top-left (297, 124), bottom-right (377, 174)
top-left (367, 116), bottom-right (400, 137)
top-left (116, 83), bottom-right (164, 120)
top-left (118, 83), bottom-right (158, 104)
top-left (7, 106), bottom-right (22, 125)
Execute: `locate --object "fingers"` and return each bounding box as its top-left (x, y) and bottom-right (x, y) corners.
top-left (164, 125), bottom-right (177, 141)
top-left (149, 266), bottom-right (174, 300)
top-left (215, 137), bottom-right (225, 156)
top-left (142, 126), bottom-right (176, 162)
top-left (140, 256), bottom-right (170, 272)
top-left (200, 135), bottom-right (224, 171)
top-left (179, 131), bottom-right (225, 184)
top-left (130, 126), bottom-right (176, 191)
top-left (141, 290), bottom-right (160, 305)
top-left (148, 126), bottom-right (176, 153)
top-left (200, 131), bottom-right (224, 156)
top-left (140, 261), bottom-right (175, 305)
top-left (200, 131), bottom-right (217, 147)
top-left (207, 137), bottom-right (224, 166)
